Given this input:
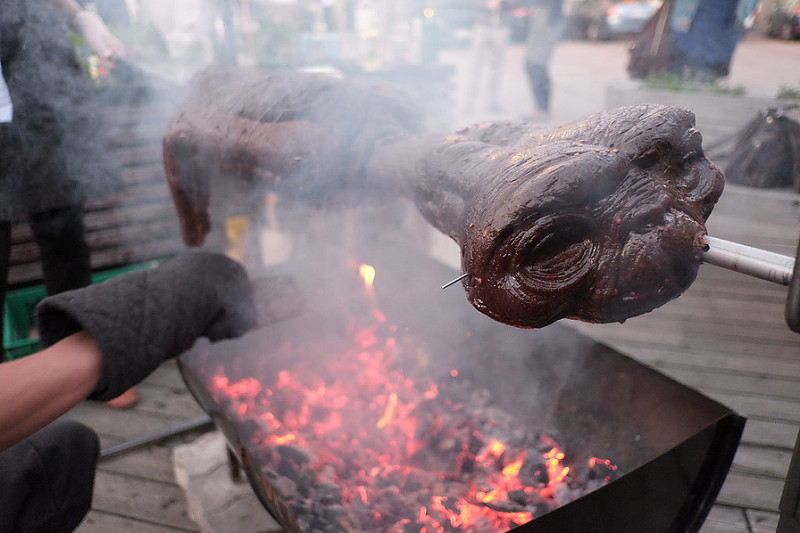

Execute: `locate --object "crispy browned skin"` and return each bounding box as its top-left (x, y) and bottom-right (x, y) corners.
top-left (413, 106), bottom-right (723, 327)
top-left (163, 69), bottom-right (723, 328)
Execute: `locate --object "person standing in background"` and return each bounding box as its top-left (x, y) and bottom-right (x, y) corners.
top-left (464, 0), bottom-right (515, 115)
top-left (522, 0), bottom-right (564, 122)
top-left (668, 0), bottom-right (758, 82)
top-left (135, 0), bottom-right (217, 82)
top-left (0, 0), bottom-right (137, 407)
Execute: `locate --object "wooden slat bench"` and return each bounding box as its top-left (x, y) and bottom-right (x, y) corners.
top-left (7, 83), bottom-right (203, 289)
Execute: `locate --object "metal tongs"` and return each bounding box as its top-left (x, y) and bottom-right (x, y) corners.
top-left (702, 236), bottom-right (800, 332)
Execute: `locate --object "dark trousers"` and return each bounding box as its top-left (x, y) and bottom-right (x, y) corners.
top-left (0, 420), bottom-right (99, 532)
top-left (525, 61), bottom-right (550, 112)
top-left (0, 205), bottom-right (92, 360)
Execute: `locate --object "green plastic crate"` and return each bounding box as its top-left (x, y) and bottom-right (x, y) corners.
top-left (3, 261), bottom-right (160, 360)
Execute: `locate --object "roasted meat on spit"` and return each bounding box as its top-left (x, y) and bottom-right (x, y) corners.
top-left (163, 69), bottom-right (724, 328)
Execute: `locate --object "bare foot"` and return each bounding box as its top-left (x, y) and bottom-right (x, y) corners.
top-left (103, 387), bottom-right (139, 409)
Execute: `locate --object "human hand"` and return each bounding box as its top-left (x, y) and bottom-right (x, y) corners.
top-left (71, 9), bottom-right (127, 72)
top-left (35, 253), bottom-right (256, 401)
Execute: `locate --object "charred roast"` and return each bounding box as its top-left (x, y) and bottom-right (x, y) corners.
top-left (163, 69), bottom-right (724, 328)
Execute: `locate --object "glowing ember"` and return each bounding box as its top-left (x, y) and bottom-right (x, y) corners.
top-left (203, 306), bottom-right (617, 532)
top-left (192, 263), bottom-right (618, 531)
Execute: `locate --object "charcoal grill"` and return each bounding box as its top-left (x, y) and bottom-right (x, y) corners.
top-left (177, 206), bottom-right (746, 533)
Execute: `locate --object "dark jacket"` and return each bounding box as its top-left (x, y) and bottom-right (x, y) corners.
top-left (0, 0), bottom-right (119, 222)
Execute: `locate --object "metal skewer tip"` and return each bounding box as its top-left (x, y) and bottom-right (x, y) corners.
top-left (441, 272), bottom-right (469, 290)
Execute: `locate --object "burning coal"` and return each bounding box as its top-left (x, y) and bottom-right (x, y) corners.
top-left (192, 263), bottom-right (618, 532)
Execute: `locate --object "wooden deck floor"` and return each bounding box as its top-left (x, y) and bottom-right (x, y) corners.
top-left (570, 185), bottom-right (800, 533)
top-left (59, 183), bottom-right (800, 533)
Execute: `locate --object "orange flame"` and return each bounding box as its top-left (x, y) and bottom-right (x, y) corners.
top-left (359, 264), bottom-right (375, 289)
top-left (376, 392), bottom-right (398, 428)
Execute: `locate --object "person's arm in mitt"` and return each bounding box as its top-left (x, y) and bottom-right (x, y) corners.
top-left (0, 253), bottom-right (255, 452)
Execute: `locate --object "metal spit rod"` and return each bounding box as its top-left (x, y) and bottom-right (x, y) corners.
top-left (441, 237), bottom-right (795, 290)
top-left (702, 236), bottom-right (795, 286)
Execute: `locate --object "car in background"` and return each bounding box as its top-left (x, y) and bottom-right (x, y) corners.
top-left (790, 5), bottom-right (800, 39)
top-left (758, 0), bottom-right (800, 39)
top-left (605, 1), bottom-right (660, 36)
top-left (587, 1), bottom-right (661, 40)
top-left (564, 0), bottom-right (660, 41)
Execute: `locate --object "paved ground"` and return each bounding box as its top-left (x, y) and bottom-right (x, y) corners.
top-left (439, 33), bottom-right (800, 130)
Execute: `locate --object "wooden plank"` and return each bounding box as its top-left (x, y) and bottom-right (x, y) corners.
top-left (569, 317), bottom-right (800, 369)
top-left (569, 327), bottom-right (800, 373)
top-left (84, 199), bottom-right (180, 231)
top-left (85, 182), bottom-right (175, 211)
top-left (681, 279), bottom-right (791, 303)
top-left (86, 219), bottom-right (184, 251)
top-left (740, 420), bottom-right (799, 450)
top-left (627, 344), bottom-right (800, 374)
top-left (613, 297), bottom-right (795, 341)
top-left (113, 145), bottom-right (164, 167)
top-left (730, 444), bottom-right (793, 479)
top-left (106, 122), bottom-right (169, 149)
top-left (657, 366), bottom-right (800, 402)
top-left (99, 443), bottom-right (187, 485)
top-left (89, 470), bottom-right (199, 531)
top-left (746, 510), bottom-right (782, 533)
top-left (62, 400), bottom-right (199, 443)
top-left (85, 236), bottom-right (214, 271)
top-left (7, 183), bottom-right (175, 246)
top-left (99, 102), bottom-right (180, 126)
top-left (712, 184), bottom-right (800, 226)
top-left (714, 471), bottom-right (784, 511)
top-left (119, 164), bottom-right (169, 186)
top-left (705, 391), bottom-right (800, 424)
top-left (699, 505), bottom-right (749, 533)
top-left (8, 216), bottom-right (183, 265)
top-left (606, 320), bottom-right (796, 353)
top-left (145, 360), bottom-right (194, 389)
top-left (133, 385), bottom-right (208, 421)
top-left (707, 218), bottom-right (800, 254)
top-left (75, 509), bottom-right (197, 533)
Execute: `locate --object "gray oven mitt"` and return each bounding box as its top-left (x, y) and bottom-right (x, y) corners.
top-left (34, 252), bottom-right (255, 401)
